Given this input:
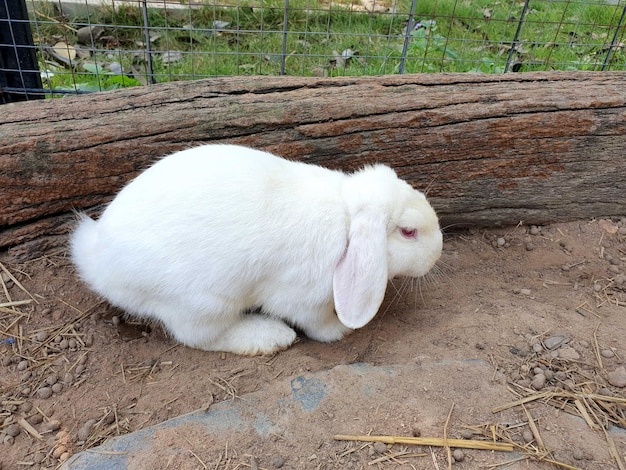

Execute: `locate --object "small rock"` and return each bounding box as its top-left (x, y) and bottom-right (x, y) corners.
top-left (20, 402), bottom-right (33, 414)
top-left (460, 429), bottom-right (473, 439)
top-left (525, 242), bottom-right (535, 251)
top-left (75, 364), bottom-right (85, 375)
top-left (607, 366), bottom-right (626, 388)
top-left (529, 226), bottom-right (540, 235)
top-left (17, 360), bottom-right (29, 371)
top-left (68, 338), bottom-right (77, 349)
top-left (63, 372), bottom-right (74, 383)
top-left (32, 452), bottom-right (46, 464)
top-left (572, 449), bottom-right (585, 460)
top-left (59, 339), bottom-right (69, 350)
top-left (45, 374), bottom-right (58, 386)
top-left (37, 387), bottom-right (53, 399)
top-left (3, 435), bottom-right (14, 445)
top-left (543, 336), bottom-right (567, 350)
top-left (609, 265), bottom-right (621, 274)
top-left (579, 340), bottom-right (590, 348)
top-left (51, 383), bottom-right (63, 394)
top-left (77, 419), bottom-right (96, 441)
top-left (532, 343), bottom-right (543, 353)
top-left (614, 274), bottom-right (626, 285)
top-left (452, 449), bottom-right (465, 462)
top-left (52, 444), bottom-right (67, 459)
top-left (35, 331), bottom-right (48, 342)
top-left (557, 346), bottom-right (580, 361)
top-left (42, 419), bottom-right (61, 432)
top-left (27, 414), bottom-right (43, 425)
top-left (522, 430), bottom-right (534, 443)
top-left (111, 315), bottom-right (121, 327)
top-left (272, 455), bottom-right (284, 468)
top-left (373, 441), bottom-right (387, 454)
top-left (531, 374), bottom-right (546, 390)
top-left (5, 424), bottom-right (20, 437)
top-left (601, 349), bottom-right (615, 359)
top-left (544, 369), bottom-right (554, 381)
top-left (593, 283), bottom-right (603, 292)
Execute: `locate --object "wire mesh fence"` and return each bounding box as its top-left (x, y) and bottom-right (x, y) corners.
top-left (1, 0), bottom-right (626, 99)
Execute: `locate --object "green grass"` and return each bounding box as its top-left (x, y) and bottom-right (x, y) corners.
top-left (32, 0), bottom-right (626, 93)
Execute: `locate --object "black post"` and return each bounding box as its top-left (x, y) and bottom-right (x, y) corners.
top-left (0, 0), bottom-right (43, 103)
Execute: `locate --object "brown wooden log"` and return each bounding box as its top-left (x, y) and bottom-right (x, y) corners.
top-left (1, 71), bottom-right (625, 258)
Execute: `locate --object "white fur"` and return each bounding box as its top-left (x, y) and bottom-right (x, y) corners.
top-left (70, 144), bottom-right (443, 355)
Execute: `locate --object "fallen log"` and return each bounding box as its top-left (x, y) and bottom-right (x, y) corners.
top-left (1, 71), bottom-right (625, 258)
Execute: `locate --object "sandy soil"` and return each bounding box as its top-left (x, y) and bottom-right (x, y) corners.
top-left (1, 218), bottom-right (625, 470)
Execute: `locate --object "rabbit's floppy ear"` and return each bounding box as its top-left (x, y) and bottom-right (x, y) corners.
top-left (333, 209), bottom-right (388, 329)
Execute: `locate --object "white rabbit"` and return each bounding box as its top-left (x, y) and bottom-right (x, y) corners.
top-left (70, 144), bottom-right (443, 355)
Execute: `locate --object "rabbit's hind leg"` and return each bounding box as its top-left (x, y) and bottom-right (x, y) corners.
top-left (162, 311), bottom-right (297, 355)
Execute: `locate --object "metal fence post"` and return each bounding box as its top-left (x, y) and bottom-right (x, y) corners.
top-left (0, 0), bottom-right (43, 103)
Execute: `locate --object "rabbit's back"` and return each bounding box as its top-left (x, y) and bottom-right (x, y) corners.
top-left (72, 145), bottom-right (349, 317)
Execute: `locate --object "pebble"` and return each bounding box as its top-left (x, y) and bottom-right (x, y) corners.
top-left (20, 371), bottom-right (32, 382)
top-left (614, 274), bottom-right (626, 285)
top-left (85, 333), bottom-right (94, 347)
top-left (111, 315), bottom-right (121, 327)
top-left (373, 442), bottom-right (387, 454)
top-left (607, 366), bottom-right (626, 388)
top-left (35, 331), bottom-right (48, 342)
top-left (77, 419), bottom-right (96, 441)
top-left (20, 402), bottom-right (33, 414)
top-left (525, 242), bottom-right (535, 251)
top-left (28, 414), bottom-right (43, 425)
top-left (68, 338), bottom-right (77, 349)
top-left (557, 346), bottom-right (580, 361)
top-left (52, 444), bottom-right (67, 459)
top-left (452, 449), bottom-right (464, 462)
top-left (531, 374), bottom-right (546, 390)
top-left (532, 343), bottom-right (543, 353)
top-left (59, 339), bottom-right (69, 350)
top-left (3, 435), bottom-right (14, 445)
top-left (17, 360), bottom-right (29, 371)
top-left (272, 455), bottom-right (284, 468)
top-left (40, 308), bottom-right (52, 316)
top-left (42, 420), bottom-right (61, 432)
top-left (496, 237), bottom-right (506, 247)
top-left (5, 424), bottom-right (20, 437)
top-left (45, 374), bottom-right (58, 386)
top-left (63, 372), bottom-right (74, 383)
top-left (522, 430), bottom-right (534, 443)
top-left (75, 364), bottom-right (85, 375)
top-left (32, 452), bottom-right (46, 464)
top-left (593, 283), bottom-right (602, 292)
top-left (544, 369), bottom-right (554, 381)
top-left (460, 429), bottom-right (473, 439)
top-left (572, 449), bottom-right (585, 460)
top-left (609, 265), bottom-right (621, 274)
top-left (543, 336), bottom-right (567, 350)
top-left (529, 226), bottom-right (540, 235)
top-left (51, 383), bottom-right (63, 394)
top-left (601, 349), bottom-right (615, 359)
top-left (37, 387), bottom-right (53, 399)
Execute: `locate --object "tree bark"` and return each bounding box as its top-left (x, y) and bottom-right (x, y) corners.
top-left (1, 71), bottom-right (625, 258)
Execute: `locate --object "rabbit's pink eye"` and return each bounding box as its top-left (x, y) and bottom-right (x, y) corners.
top-left (400, 228), bottom-right (417, 239)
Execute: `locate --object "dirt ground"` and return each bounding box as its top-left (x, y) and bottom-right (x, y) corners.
top-left (1, 218), bottom-right (625, 470)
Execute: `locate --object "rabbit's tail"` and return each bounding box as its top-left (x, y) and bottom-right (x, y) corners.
top-left (69, 213), bottom-right (100, 283)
